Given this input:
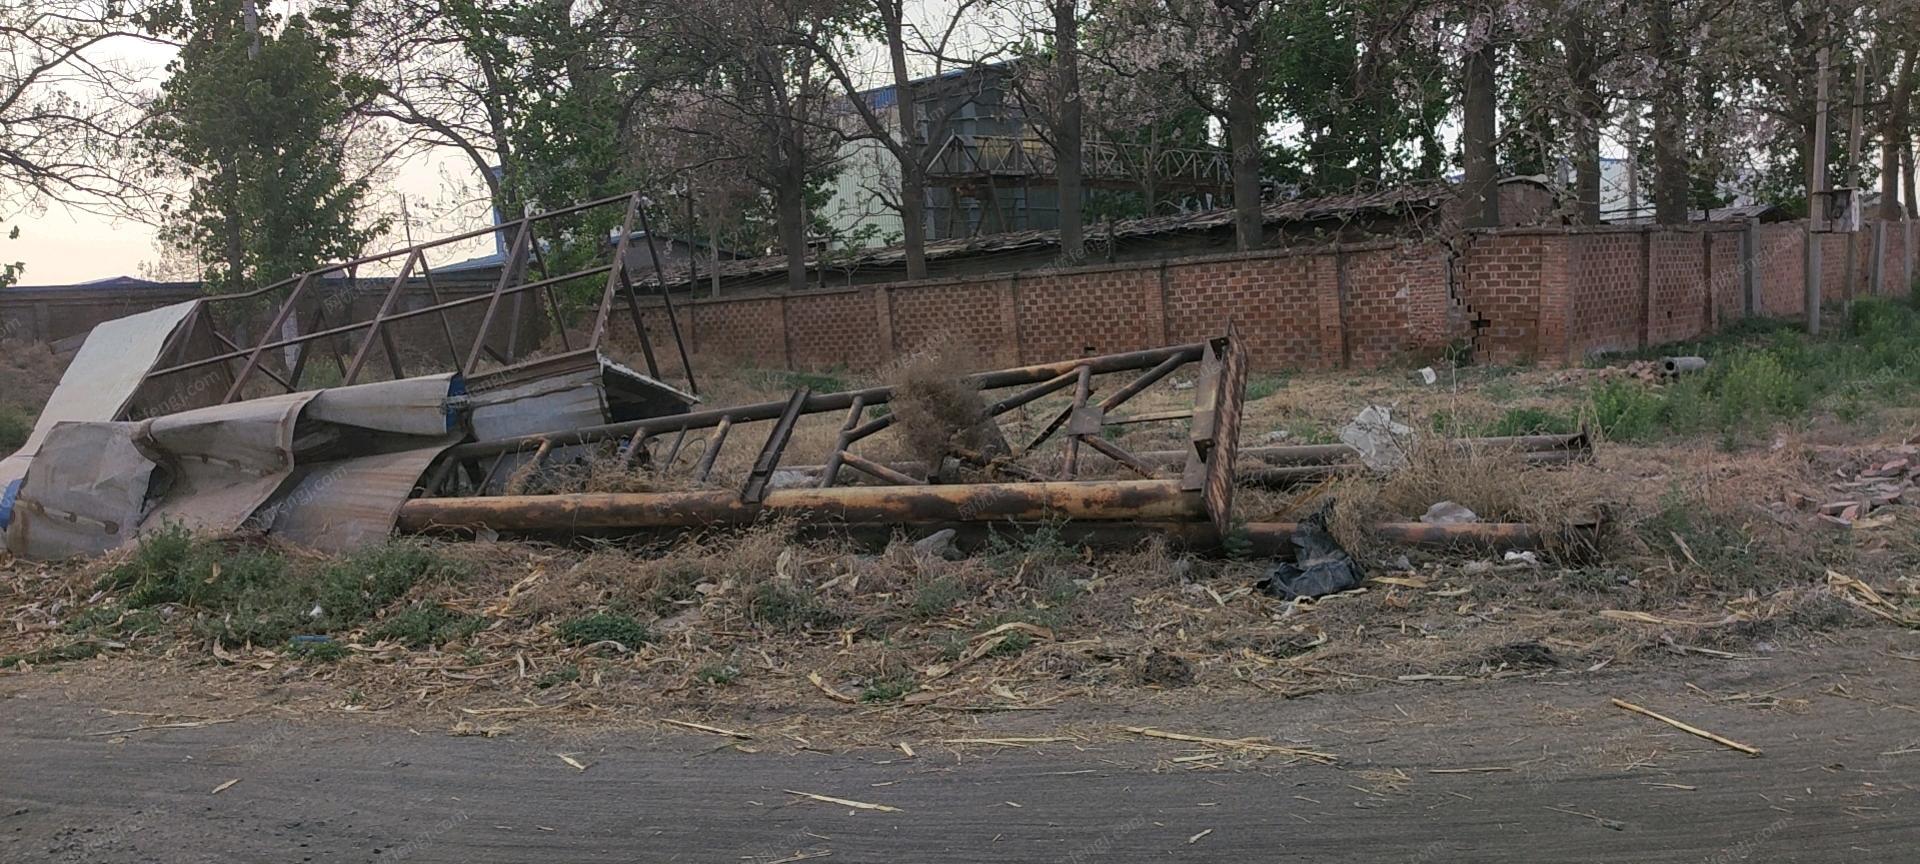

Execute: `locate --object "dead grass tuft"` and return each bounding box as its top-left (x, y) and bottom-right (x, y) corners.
top-left (882, 336), bottom-right (1004, 470)
top-left (1312, 435), bottom-right (1619, 564)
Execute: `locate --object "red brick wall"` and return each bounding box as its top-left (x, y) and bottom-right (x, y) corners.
top-left (1458, 233), bottom-right (1551, 363)
top-left (786, 289), bottom-right (882, 370)
top-left (1340, 244), bottom-right (1452, 366)
top-left (1162, 253), bottom-right (1339, 369)
top-left (45, 219), bottom-right (1890, 384)
top-left (686, 296), bottom-right (786, 366)
top-left (1885, 223), bottom-right (1914, 297)
top-left (889, 278), bottom-right (1018, 366)
top-left (1708, 230), bottom-right (1743, 324)
top-left (1016, 266), bottom-right (1162, 360)
top-left (1819, 232), bottom-right (1849, 301)
top-left (1567, 232), bottom-right (1643, 357)
top-left (1756, 224), bottom-right (1806, 317)
top-left (1647, 232), bottom-right (1709, 344)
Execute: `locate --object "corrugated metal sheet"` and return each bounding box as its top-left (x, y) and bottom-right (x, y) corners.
top-left (6, 375), bottom-right (462, 560)
top-left (0, 300), bottom-right (196, 496)
top-left (4, 423), bottom-right (153, 559)
top-left (263, 444), bottom-right (457, 552)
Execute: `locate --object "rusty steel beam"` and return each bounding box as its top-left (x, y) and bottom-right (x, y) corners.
top-left (634, 200), bottom-right (698, 393)
top-left (840, 451), bottom-right (923, 485)
top-left (344, 249), bottom-right (421, 385)
top-left (395, 479), bottom-right (1204, 534)
top-left (693, 415), bottom-right (733, 482)
top-left (221, 271), bottom-right (316, 403)
top-left (741, 387), bottom-right (810, 503)
top-left (193, 190), bottom-right (648, 306)
top-left (464, 222), bottom-right (533, 374)
top-left (589, 194), bottom-right (641, 350)
top-left (832, 520), bottom-right (1572, 555)
top-left (817, 395), bottom-right (868, 488)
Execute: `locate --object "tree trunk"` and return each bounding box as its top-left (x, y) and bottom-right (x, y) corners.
top-left (1883, 49), bottom-right (1914, 221)
top-left (1227, 24), bottom-right (1264, 250)
top-left (1906, 144), bottom-right (1917, 219)
top-left (1649, 0), bottom-right (1688, 224)
top-left (777, 171), bottom-right (807, 293)
top-left (1054, 0), bottom-right (1085, 263)
top-left (1141, 126), bottom-right (1160, 215)
top-left (710, 219), bottom-right (723, 298)
top-left (1461, 15), bottom-right (1500, 229)
top-left (884, 1), bottom-right (927, 280)
top-left (1566, 16), bottom-right (1604, 224)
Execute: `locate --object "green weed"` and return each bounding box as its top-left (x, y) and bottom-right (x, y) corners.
top-left (370, 604), bottom-right (484, 648)
top-left (1486, 406), bottom-right (1575, 437)
top-left (102, 529), bottom-right (468, 647)
top-left (0, 405), bottom-right (31, 453)
top-left (1245, 374), bottom-right (1286, 401)
top-left (557, 612), bottom-right (652, 647)
top-left (859, 673), bottom-right (917, 703)
top-left (0, 641), bottom-right (104, 668)
top-left (62, 604), bottom-right (164, 638)
top-left (909, 576), bottom-right (966, 619)
top-left (748, 583), bottom-right (839, 631)
top-left (285, 638), bottom-right (348, 662)
top-left (1589, 380), bottom-right (1665, 442)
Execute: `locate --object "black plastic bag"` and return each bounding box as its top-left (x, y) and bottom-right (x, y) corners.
top-left (1257, 502), bottom-right (1364, 600)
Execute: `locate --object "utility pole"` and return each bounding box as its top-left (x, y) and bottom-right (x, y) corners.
top-left (1843, 54), bottom-right (1865, 309)
top-left (1807, 44), bottom-right (1831, 336)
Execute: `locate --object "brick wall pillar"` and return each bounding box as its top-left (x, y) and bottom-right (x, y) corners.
top-left (1637, 230), bottom-right (1653, 348)
top-left (777, 294), bottom-right (795, 368)
top-left (1741, 221), bottom-right (1760, 316)
top-left (1317, 251), bottom-right (1346, 368)
top-left (1000, 277), bottom-right (1024, 364)
top-left (1535, 234), bottom-right (1572, 363)
top-left (872, 287), bottom-right (896, 363)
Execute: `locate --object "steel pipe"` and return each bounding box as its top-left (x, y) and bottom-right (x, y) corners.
top-left (396, 479), bottom-right (1203, 534)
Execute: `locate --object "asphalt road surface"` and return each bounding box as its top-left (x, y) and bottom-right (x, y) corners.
top-left (4, 632), bottom-right (1917, 862)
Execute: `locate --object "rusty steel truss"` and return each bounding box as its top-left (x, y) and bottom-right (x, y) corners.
top-left (124, 191), bottom-right (698, 419)
top-left (401, 330), bottom-right (1251, 540)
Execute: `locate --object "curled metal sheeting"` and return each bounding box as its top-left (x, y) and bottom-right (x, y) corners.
top-left (5, 375), bottom-right (463, 560)
top-left (0, 300), bottom-right (198, 497)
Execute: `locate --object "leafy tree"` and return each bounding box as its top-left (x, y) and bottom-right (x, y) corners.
top-left (1264, 0), bottom-right (1449, 193)
top-left (142, 0), bottom-right (385, 292)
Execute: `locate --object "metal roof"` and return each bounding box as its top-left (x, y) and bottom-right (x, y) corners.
top-left (640, 183), bottom-right (1455, 288)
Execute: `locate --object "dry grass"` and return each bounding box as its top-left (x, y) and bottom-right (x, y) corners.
top-left (880, 335), bottom-right (1004, 471)
top-left (0, 340), bottom-right (70, 454)
top-left (5, 350), bottom-right (1916, 738)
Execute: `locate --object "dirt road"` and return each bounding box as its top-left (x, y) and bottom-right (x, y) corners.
top-left (3, 630), bottom-right (1917, 863)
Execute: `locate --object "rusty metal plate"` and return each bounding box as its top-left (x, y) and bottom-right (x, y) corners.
top-left (1181, 339), bottom-right (1222, 491)
top-left (1065, 404), bottom-right (1106, 436)
top-left (1202, 326), bottom-right (1247, 539)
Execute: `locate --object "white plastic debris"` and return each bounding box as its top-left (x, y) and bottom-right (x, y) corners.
top-left (1503, 550), bottom-right (1540, 566)
top-left (1420, 501), bottom-right (1479, 524)
top-left (1338, 405), bottom-right (1414, 472)
top-left (1417, 366), bottom-right (1438, 385)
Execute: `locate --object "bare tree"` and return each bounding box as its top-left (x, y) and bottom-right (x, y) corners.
top-left (785, 0), bottom-right (1003, 279)
top-left (0, 0), bottom-right (168, 281)
top-left (635, 0), bottom-right (849, 292)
